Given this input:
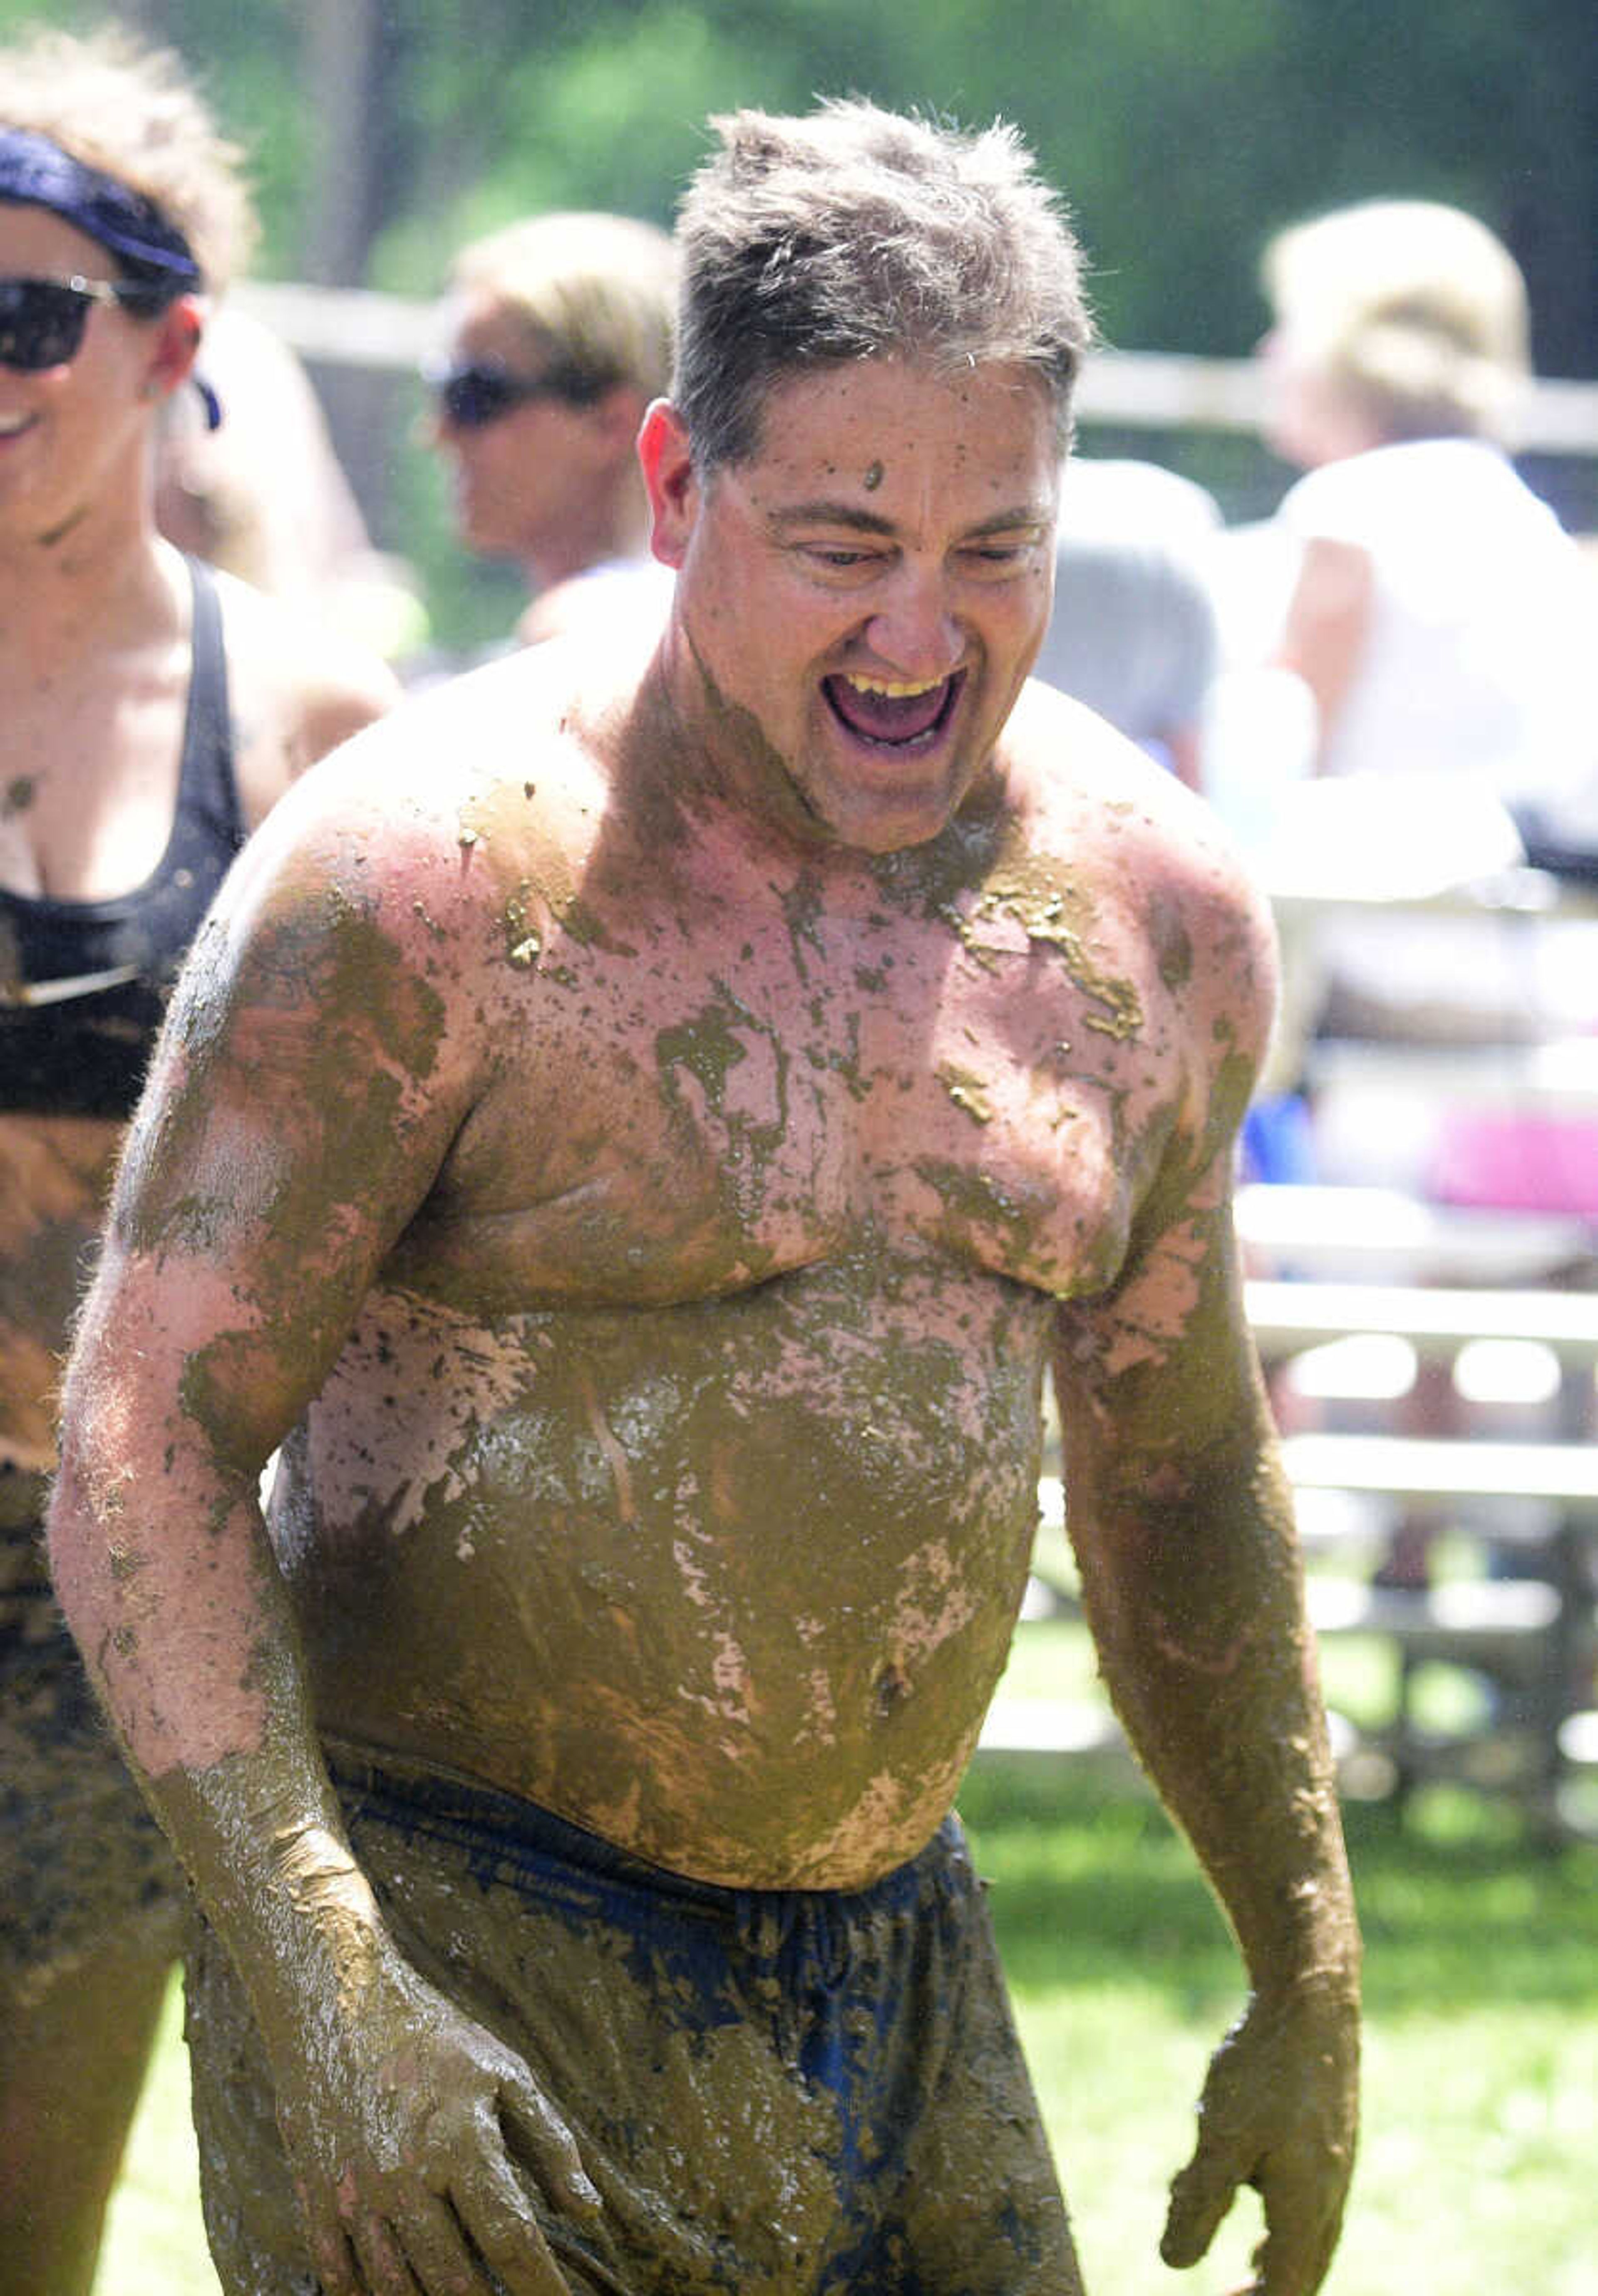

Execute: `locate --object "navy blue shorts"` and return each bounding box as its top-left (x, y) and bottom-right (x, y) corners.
top-left (186, 1749), bottom-right (1080, 2294)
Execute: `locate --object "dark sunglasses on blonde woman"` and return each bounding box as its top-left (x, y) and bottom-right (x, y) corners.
top-left (0, 272), bottom-right (166, 370)
top-left (423, 353), bottom-right (604, 429)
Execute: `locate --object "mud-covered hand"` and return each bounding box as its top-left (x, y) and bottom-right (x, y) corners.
top-left (268, 1929), bottom-right (601, 2296)
top-left (1161, 1981), bottom-right (1359, 2296)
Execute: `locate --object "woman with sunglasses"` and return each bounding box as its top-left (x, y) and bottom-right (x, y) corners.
top-left (426, 208), bottom-right (679, 646)
top-left (0, 28), bottom-right (397, 2292)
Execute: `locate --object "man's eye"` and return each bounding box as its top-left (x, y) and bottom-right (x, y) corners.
top-left (806, 545), bottom-right (879, 570)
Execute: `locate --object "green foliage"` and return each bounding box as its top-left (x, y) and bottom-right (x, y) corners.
top-left (7, 0), bottom-right (1594, 372)
top-left (8, 0), bottom-right (1593, 637)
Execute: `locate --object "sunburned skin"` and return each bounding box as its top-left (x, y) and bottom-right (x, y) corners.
top-left (93, 668), bottom-right (1219, 1891)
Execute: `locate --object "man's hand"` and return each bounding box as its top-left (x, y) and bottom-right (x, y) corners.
top-left (270, 1934), bottom-right (602, 2296)
top-left (1161, 1980), bottom-right (1359, 2296)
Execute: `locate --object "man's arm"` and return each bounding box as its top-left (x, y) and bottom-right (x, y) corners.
top-left (47, 760), bottom-right (596, 2296)
top-left (1050, 872), bottom-right (1359, 2296)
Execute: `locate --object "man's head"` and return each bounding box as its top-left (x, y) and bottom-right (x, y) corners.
top-left (671, 99), bottom-right (1093, 477)
top-left (429, 211), bottom-right (677, 580)
top-left (642, 102), bottom-right (1090, 857)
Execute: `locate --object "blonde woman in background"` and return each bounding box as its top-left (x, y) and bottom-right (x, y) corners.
top-left (1260, 197), bottom-right (1589, 812)
top-left (1253, 198), bottom-right (1596, 1085)
top-left (425, 207), bottom-right (678, 646)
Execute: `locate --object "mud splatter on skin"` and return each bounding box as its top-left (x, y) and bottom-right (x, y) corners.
top-left (968, 874), bottom-right (1145, 1040)
top-left (778, 870), bottom-right (829, 980)
top-left (499, 879), bottom-right (543, 970)
top-left (289, 1260), bottom-right (1052, 1888)
top-left (937, 1063), bottom-right (994, 1125)
top-left (551, 894), bottom-right (638, 958)
top-left (864, 788), bottom-right (1011, 921)
top-left (121, 886), bottom-right (448, 1275)
top-left (654, 983), bottom-right (792, 1221)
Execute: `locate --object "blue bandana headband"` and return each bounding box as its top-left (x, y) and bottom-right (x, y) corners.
top-left (0, 124), bottom-right (202, 284)
top-left (0, 125), bottom-right (220, 424)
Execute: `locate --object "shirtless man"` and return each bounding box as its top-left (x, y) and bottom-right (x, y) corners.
top-left (49, 101), bottom-right (1359, 2296)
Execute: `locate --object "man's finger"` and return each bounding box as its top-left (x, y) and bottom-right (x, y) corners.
top-left (1244, 2187), bottom-right (1344, 2296)
top-left (499, 2074), bottom-right (603, 2219)
top-left (348, 2205), bottom-right (425, 2296)
top-left (298, 2180), bottom-right (363, 2296)
top-left (1161, 2150), bottom-right (1242, 2269)
top-left (454, 2150), bottom-right (578, 2296)
top-left (390, 2189), bottom-right (489, 2296)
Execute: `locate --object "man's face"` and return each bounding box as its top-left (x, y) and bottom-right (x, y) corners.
top-left (644, 357), bottom-right (1060, 854)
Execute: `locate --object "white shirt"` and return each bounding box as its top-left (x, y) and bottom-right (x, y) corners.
top-left (1278, 438), bottom-right (1591, 804)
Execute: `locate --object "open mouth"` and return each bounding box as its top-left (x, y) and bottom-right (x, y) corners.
top-left (822, 668), bottom-right (965, 749)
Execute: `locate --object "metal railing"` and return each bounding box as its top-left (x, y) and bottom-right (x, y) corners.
top-left (236, 279), bottom-right (1598, 459)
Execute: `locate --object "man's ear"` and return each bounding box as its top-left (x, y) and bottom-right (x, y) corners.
top-left (638, 399), bottom-right (699, 570)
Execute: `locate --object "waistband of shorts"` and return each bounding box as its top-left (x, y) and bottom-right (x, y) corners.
top-left (323, 1737), bottom-right (964, 1920)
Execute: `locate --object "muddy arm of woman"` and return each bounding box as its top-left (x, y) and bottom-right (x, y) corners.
top-left (1052, 1148), bottom-right (1360, 2296)
top-left (46, 786), bottom-right (597, 2296)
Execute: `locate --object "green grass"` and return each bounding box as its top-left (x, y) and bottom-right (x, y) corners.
top-left (95, 1678), bottom-right (1598, 2294)
top-left (960, 1760), bottom-right (1598, 2296)
top-left (95, 1979), bottom-right (210, 2296)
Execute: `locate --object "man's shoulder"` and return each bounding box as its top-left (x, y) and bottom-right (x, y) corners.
top-left (1006, 680), bottom-right (1232, 869)
top-left (241, 644), bottom-right (618, 902)
top-left (1002, 683), bottom-right (1277, 1023)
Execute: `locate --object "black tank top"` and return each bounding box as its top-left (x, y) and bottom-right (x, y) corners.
top-left (0, 558), bottom-right (246, 1120)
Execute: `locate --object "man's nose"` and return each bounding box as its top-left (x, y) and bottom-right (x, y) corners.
top-left (862, 568), bottom-right (964, 679)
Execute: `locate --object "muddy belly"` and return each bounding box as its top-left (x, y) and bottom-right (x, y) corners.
top-left (276, 1270), bottom-right (1049, 1887)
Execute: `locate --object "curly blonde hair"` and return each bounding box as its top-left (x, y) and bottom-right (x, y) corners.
top-left (0, 23), bottom-right (255, 293)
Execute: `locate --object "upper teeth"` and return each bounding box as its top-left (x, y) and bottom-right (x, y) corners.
top-left (0, 416), bottom-right (29, 436)
top-left (842, 674), bottom-right (944, 698)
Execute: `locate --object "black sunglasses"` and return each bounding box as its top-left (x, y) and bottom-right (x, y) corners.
top-left (424, 355), bottom-right (603, 430)
top-left (0, 273), bottom-right (166, 372)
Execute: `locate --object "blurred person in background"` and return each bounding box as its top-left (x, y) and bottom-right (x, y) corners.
top-left (156, 300), bottom-right (429, 665)
top-left (1244, 198), bottom-right (1598, 1592)
top-left (0, 27), bottom-right (397, 2292)
top-left (425, 208), bottom-right (677, 647)
top-left (1253, 197), bottom-right (1594, 1057)
top-left (156, 301), bottom-right (369, 602)
top-left (1030, 454), bottom-right (1222, 788)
